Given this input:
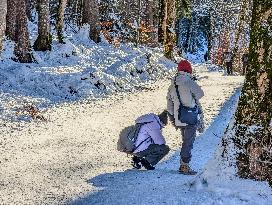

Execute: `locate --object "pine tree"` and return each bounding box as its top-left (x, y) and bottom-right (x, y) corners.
top-left (176, 0), bottom-right (192, 19)
top-left (14, 0), bottom-right (34, 63)
top-left (0, 0), bottom-right (7, 51)
top-left (33, 0), bottom-right (52, 51)
top-left (56, 0), bottom-right (67, 43)
top-left (233, 0), bottom-right (272, 185)
top-left (82, 0), bottom-right (100, 43)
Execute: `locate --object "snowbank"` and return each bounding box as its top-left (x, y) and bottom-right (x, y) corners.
top-left (190, 117), bottom-right (272, 205)
top-left (0, 28), bottom-right (176, 121)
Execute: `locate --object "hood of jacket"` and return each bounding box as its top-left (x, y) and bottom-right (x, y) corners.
top-left (174, 71), bottom-right (193, 86)
top-left (135, 113), bottom-right (162, 127)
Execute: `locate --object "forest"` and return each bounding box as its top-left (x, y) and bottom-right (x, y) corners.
top-left (0, 0), bottom-right (253, 66)
top-left (0, 0), bottom-right (271, 205)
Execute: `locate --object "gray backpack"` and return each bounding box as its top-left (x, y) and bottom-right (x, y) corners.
top-left (117, 122), bottom-right (150, 154)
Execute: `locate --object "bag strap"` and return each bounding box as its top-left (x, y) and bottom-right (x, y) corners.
top-left (134, 136), bottom-right (151, 151)
top-left (174, 76), bottom-right (198, 109)
top-left (133, 122), bottom-right (152, 152)
top-left (174, 76), bottom-right (184, 107)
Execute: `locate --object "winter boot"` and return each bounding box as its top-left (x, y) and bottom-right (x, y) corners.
top-left (131, 156), bottom-right (142, 169)
top-left (140, 158), bottom-right (155, 170)
top-left (179, 162), bottom-right (197, 175)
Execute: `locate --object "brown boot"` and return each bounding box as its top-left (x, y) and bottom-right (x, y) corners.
top-left (179, 162), bottom-right (197, 175)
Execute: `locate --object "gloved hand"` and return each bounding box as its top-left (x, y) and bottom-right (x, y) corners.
top-left (197, 122), bottom-right (205, 133)
top-left (197, 113), bottom-right (205, 133)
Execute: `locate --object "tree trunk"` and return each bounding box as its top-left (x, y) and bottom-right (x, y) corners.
top-left (158, 0), bottom-right (166, 44)
top-left (233, 0), bottom-right (272, 185)
top-left (33, 0), bottom-right (52, 51)
top-left (6, 0), bottom-right (17, 41)
top-left (135, 0), bottom-right (141, 47)
top-left (0, 0), bottom-right (7, 51)
top-left (82, 0), bottom-right (89, 25)
top-left (14, 0), bottom-right (34, 63)
top-left (56, 0), bottom-right (67, 43)
top-left (232, 0), bottom-right (250, 71)
top-left (146, 0), bottom-right (154, 26)
top-left (206, 13), bottom-right (212, 60)
top-left (233, 0), bottom-right (248, 51)
top-left (163, 0), bottom-right (176, 59)
top-left (82, 0), bottom-right (100, 43)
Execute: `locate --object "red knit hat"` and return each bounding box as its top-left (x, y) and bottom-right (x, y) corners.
top-left (177, 60), bottom-right (192, 74)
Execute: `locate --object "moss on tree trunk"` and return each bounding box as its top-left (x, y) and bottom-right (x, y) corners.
top-left (233, 0), bottom-right (272, 185)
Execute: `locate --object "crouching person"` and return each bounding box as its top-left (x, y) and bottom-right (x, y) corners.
top-left (132, 111), bottom-right (170, 170)
top-left (117, 111), bottom-right (169, 170)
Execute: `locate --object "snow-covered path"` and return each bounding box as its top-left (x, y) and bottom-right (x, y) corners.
top-left (2, 66), bottom-right (270, 205)
top-left (70, 88), bottom-right (242, 205)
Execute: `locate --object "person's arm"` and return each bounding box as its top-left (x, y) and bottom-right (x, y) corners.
top-left (167, 112), bottom-right (180, 130)
top-left (166, 85), bottom-right (174, 115)
top-left (166, 83), bottom-right (180, 129)
top-left (191, 80), bottom-right (204, 100)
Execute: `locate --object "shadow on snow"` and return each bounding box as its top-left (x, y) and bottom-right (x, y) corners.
top-left (68, 87), bottom-right (242, 205)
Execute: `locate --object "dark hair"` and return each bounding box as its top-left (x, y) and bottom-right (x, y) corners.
top-left (158, 110), bottom-right (168, 125)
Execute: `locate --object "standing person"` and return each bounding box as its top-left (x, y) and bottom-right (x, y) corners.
top-left (131, 111), bottom-right (170, 170)
top-left (224, 51), bottom-right (233, 75)
top-left (242, 53), bottom-right (248, 75)
top-left (166, 60), bottom-right (204, 175)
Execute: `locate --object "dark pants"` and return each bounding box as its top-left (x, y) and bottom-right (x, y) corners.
top-left (133, 144), bottom-right (170, 166)
top-left (180, 125), bottom-right (197, 163)
top-left (226, 62), bottom-right (233, 75)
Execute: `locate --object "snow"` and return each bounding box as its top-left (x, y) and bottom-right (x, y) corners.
top-left (191, 117), bottom-right (272, 205)
top-left (0, 35), bottom-right (271, 205)
top-left (0, 27), bottom-right (176, 122)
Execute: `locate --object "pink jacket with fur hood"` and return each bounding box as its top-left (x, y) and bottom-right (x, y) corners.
top-left (133, 113), bottom-right (166, 153)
